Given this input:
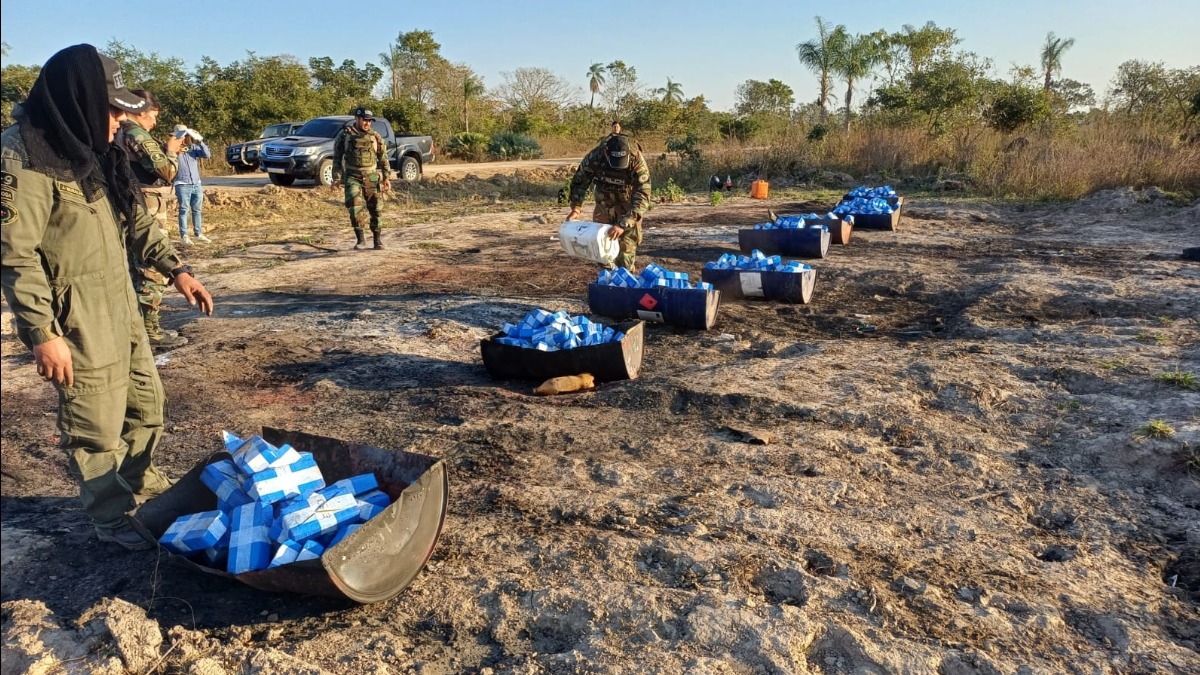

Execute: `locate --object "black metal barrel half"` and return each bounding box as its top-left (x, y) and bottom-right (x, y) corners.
top-left (131, 427), bottom-right (448, 604)
top-left (738, 227), bottom-right (831, 258)
top-left (701, 267), bottom-right (816, 304)
top-left (479, 320), bottom-right (644, 382)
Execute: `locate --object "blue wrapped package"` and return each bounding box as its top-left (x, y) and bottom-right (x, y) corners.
top-left (161, 509), bottom-right (230, 555)
top-left (328, 523), bottom-right (362, 548)
top-left (222, 430), bottom-right (243, 452)
top-left (245, 452), bottom-right (326, 504)
top-left (201, 546), bottom-right (226, 568)
top-left (330, 473), bottom-right (380, 497)
top-left (278, 485), bottom-right (351, 537)
top-left (296, 540), bottom-right (325, 562)
top-left (268, 540), bottom-right (303, 568)
top-left (267, 444), bottom-right (302, 469)
top-left (231, 435), bottom-right (289, 475)
top-left (284, 491), bottom-right (360, 542)
top-left (199, 459), bottom-right (253, 510)
top-left (356, 489), bottom-right (392, 522)
top-left (227, 501), bottom-right (273, 574)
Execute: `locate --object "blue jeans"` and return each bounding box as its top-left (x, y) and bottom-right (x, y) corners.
top-left (175, 183), bottom-right (204, 237)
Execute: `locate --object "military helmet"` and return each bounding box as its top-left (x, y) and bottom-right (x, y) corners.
top-left (604, 134), bottom-right (631, 169)
top-left (352, 107), bottom-right (376, 121)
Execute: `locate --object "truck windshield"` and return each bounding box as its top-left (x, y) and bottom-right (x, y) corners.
top-left (293, 119), bottom-right (350, 138)
top-left (261, 123), bottom-right (294, 138)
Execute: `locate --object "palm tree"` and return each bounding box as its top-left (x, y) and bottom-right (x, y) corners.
top-left (833, 33), bottom-right (882, 131)
top-left (655, 78), bottom-right (684, 104)
top-left (587, 63), bottom-right (605, 109)
top-left (462, 74), bottom-right (485, 132)
top-left (796, 17), bottom-right (848, 122)
top-left (1040, 32), bottom-right (1076, 92)
top-left (378, 46), bottom-right (401, 99)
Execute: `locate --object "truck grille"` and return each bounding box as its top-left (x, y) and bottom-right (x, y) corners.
top-left (263, 146), bottom-right (293, 159)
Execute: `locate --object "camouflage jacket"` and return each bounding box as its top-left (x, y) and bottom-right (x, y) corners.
top-left (116, 120), bottom-right (177, 187)
top-left (568, 138), bottom-right (651, 217)
top-left (332, 126), bottom-right (390, 181)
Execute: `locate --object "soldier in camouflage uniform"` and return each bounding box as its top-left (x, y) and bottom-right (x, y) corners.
top-left (332, 107), bottom-right (391, 250)
top-left (116, 89), bottom-right (187, 348)
top-left (565, 134), bottom-right (651, 271)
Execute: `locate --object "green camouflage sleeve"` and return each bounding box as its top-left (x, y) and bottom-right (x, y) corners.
top-left (128, 201), bottom-right (184, 279)
top-left (568, 147), bottom-right (601, 208)
top-left (332, 130), bottom-right (346, 181)
top-left (629, 150), bottom-right (652, 217)
top-left (373, 131), bottom-right (391, 180)
top-left (123, 124), bottom-right (178, 184)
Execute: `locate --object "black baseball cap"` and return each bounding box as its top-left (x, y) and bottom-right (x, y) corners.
top-left (99, 54), bottom-right (147, 113)
top-left (353, 107), bottom-right (376, 120)
top-left (605, 134), bottom-right (630, 169)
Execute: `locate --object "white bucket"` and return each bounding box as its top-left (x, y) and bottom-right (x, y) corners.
top-left (558, 221), bottom-right (620, 266)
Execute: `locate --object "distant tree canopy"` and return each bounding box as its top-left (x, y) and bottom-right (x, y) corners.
top-left (0, 25), bottom-right (1193, 152)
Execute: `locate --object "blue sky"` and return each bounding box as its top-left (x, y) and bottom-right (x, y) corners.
top-left (2, 0), bottom-right (1197, 112)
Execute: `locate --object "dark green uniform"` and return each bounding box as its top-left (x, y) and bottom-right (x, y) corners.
top-left (332, 125), bottom-right (391, 248)
top-left (2, 119), bottom-right (180, 534)
top-left (116, 119), bottom-right (177, 340)
top-left (568, 137), bottom-right (652, 270)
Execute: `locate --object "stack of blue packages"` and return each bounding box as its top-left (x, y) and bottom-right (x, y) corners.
top-left (159, 432), bottom-right (394, 573)
top-left (754, 213), bottom-right (839, 230)
top-left (595, 262), bottom-right (714, 292)
top-left (493, 309), bottom-right (625, 352)
top-left (705, 249), bottom-right (812, 274)
top-left (846, 185), bottom-right (898, 200)
top-left (833, 197), bottom-right (894, 216)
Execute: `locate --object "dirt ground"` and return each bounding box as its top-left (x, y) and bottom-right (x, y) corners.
top-left (2, 172), bottom-right (1198, 674)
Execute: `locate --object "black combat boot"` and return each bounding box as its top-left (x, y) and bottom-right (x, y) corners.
top-left (372, 230), bottom-right (384, 250)
top-left (353, 228), bottom-right (366, 250)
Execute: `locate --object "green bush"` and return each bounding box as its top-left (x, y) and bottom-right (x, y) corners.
top-left (489, 132), bottom-right (543, 161)
top-left (445, 132), bottom-right (490, 161)
top-left (709, 190), bottom-right (723, 206)
top-left (654, 177), bottom-right (686, 203)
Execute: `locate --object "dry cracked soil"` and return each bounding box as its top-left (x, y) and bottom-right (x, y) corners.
top-left (2, 174), bottom-right (1198, 675)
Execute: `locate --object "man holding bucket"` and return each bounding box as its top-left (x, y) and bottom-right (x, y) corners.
top-left (564, 134), bottom-right (651, 271)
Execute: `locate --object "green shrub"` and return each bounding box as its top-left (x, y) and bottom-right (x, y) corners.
top-left (445, 132), bottom-right (490, 161)
top-left (709, 190), bottom-right (723, 206)
top-left (489, 132), bottom-right (543, 161)
top-left (654, 177), bottom-right (685, 203)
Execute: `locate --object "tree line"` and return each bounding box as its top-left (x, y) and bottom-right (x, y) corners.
top-left (1, 23), bottom-right (1197, 158)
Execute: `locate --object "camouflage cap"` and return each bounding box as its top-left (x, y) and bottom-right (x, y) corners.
top-left (604, 134), bottom-right (630, 169)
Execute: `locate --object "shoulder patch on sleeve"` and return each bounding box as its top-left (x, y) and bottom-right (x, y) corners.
top-left (1, 171), bottom-right (17, 190)
top-left (0, 203), bottom-right (16, 225)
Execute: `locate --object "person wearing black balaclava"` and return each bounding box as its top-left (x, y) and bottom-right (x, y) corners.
top-left (0, 44), bottom-right (214, 550)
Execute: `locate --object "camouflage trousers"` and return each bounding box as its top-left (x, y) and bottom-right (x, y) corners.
top-left (343, 173), bottom-right (383, 233)
top-left (592, 189), bottom-right (643, 270)
top-left (132, 188), bottom-right (172, 337)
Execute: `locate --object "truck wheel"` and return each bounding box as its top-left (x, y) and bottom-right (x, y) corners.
top-left (399, 156), bottom-right (421, 183)
top-left (268, 173), bottom-right (296, 187)
top-left (317, 159), bottom-right (334, 187)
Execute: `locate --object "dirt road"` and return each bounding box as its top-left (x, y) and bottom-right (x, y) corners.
top-left (208, 157), bottom-right (579, 189)
top-left (2, 182), bottom-right (1197, 674)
